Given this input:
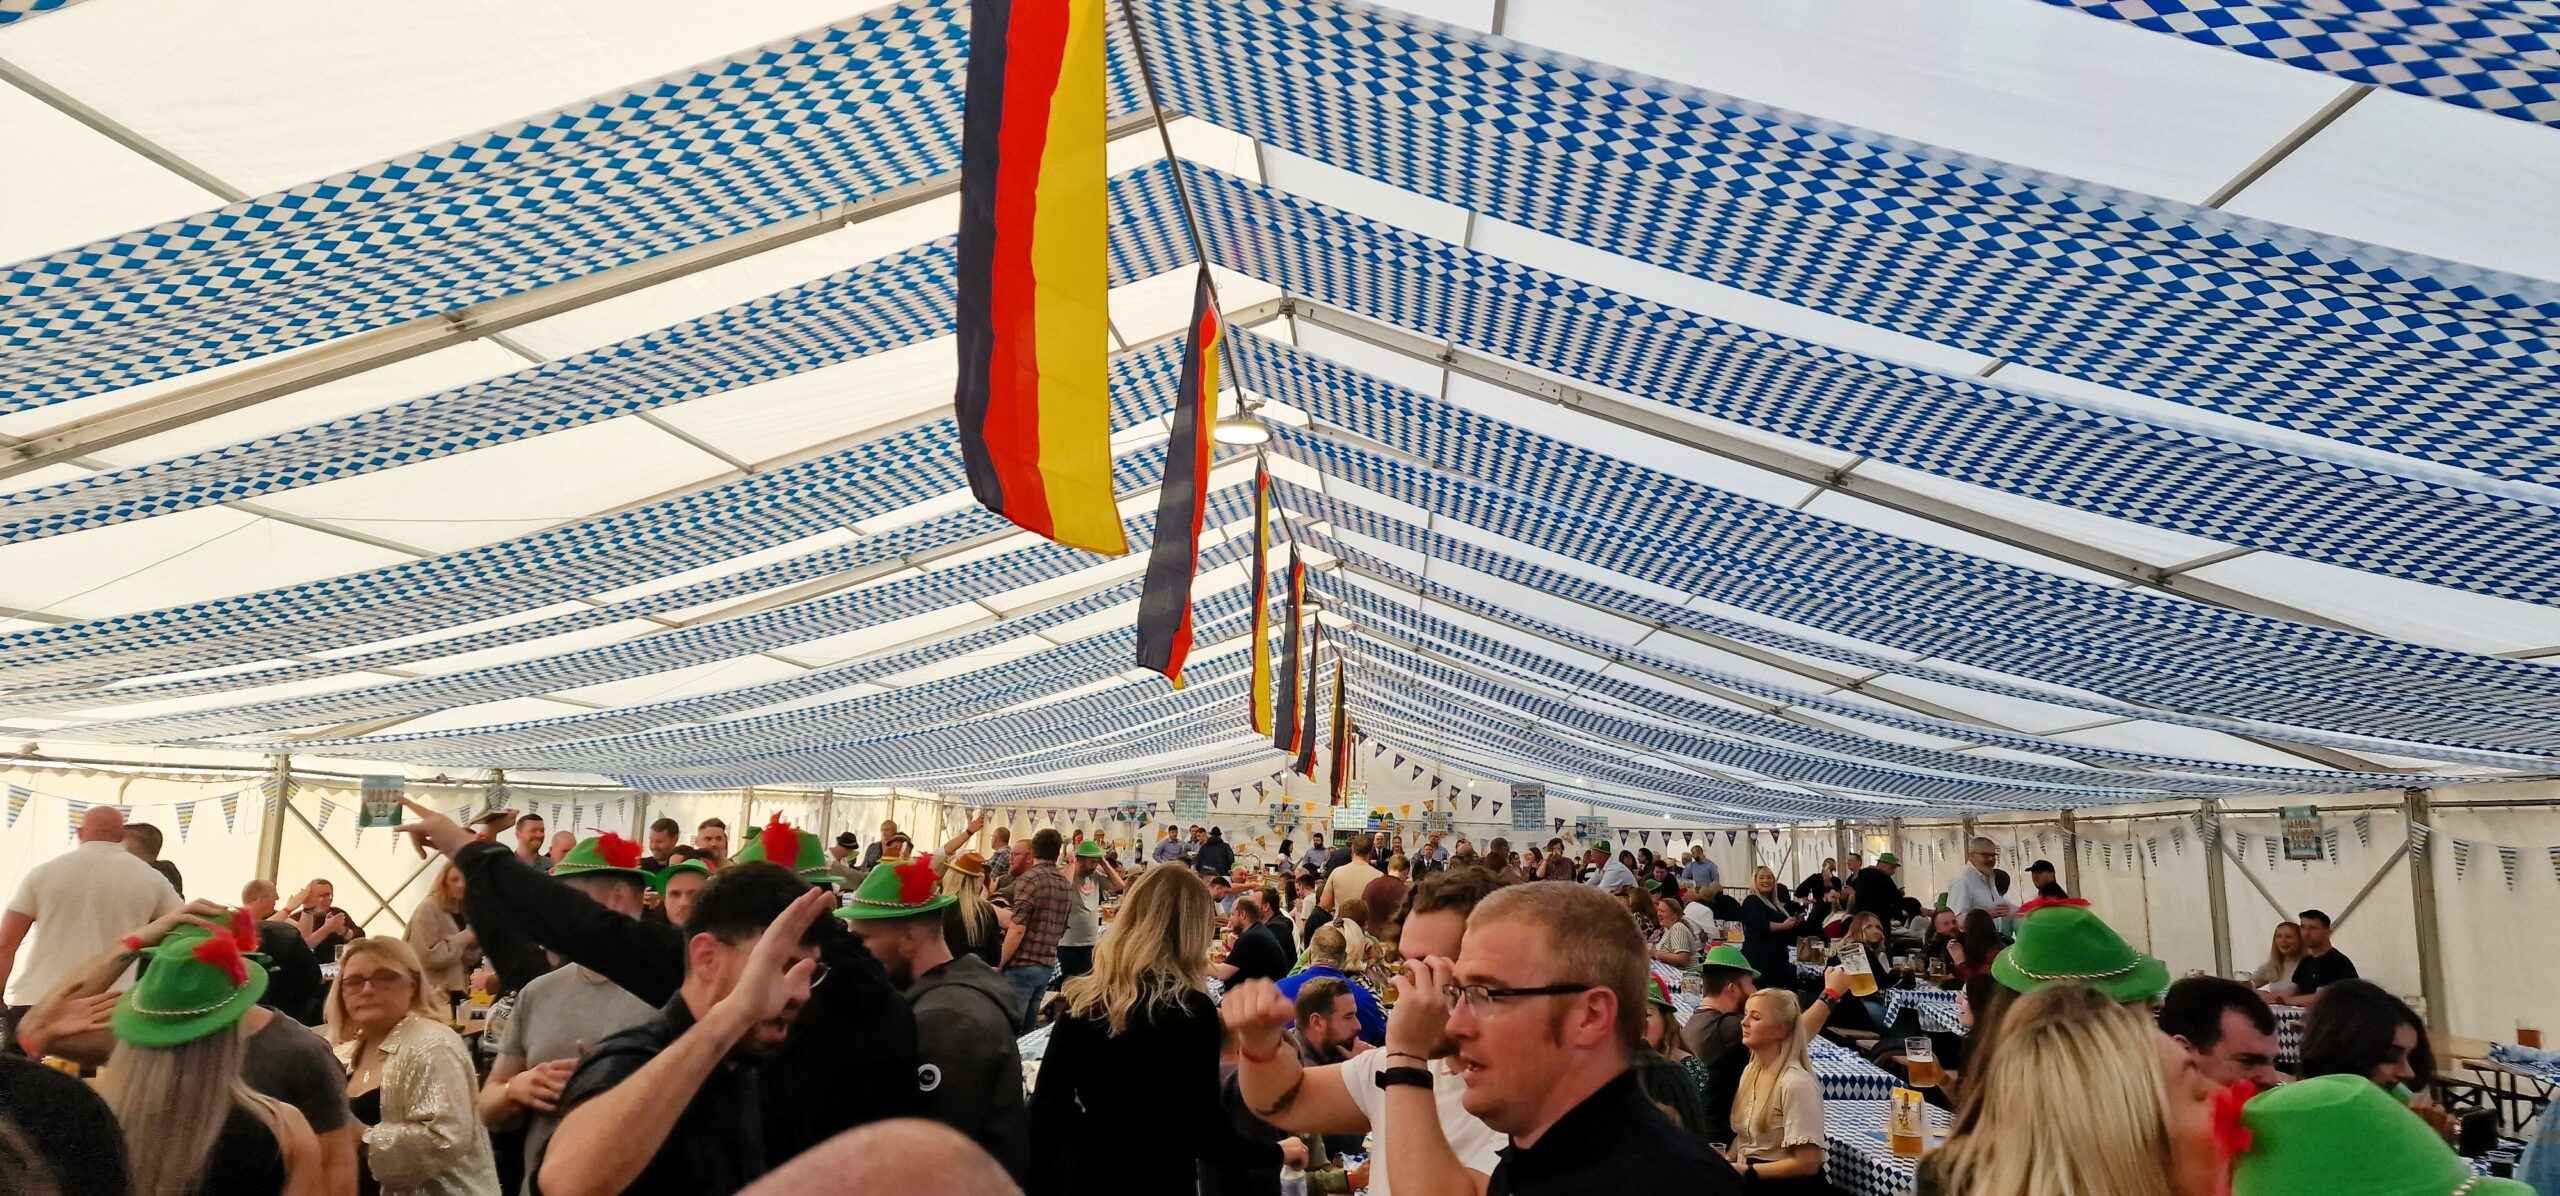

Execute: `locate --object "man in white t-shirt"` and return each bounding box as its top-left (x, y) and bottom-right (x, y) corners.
top-left (0, 806), bottom-right (180, 1025)
top-left (1226, 867), bottom-right (1507, 1196)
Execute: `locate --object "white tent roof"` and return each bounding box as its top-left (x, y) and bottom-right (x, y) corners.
top-left (1, 0), bottom-right (2554, 822)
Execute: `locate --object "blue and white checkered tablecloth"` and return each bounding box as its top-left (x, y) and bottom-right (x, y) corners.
top-left (2269, 1003), bottom-right (2306, 1070)
top-left (1824, 1099), bottom-right (1951, 1196)
top-left (1883, 986), bottom-right (1965, 1036)
top-left (1798, 960), bottom-right (1829, 984)
top-left (1808, 1037), bottom-right (1899, 1101)
top-left (2488, 1041), bottom-right (2560, 1087)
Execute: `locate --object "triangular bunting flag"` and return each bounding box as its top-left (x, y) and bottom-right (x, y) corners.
top-left (1469, 792), bottom-right (1483, 810)
top-left (220, 791), bottom-right (240, 832)
top-left (317, 798), bottom-right (337, 833)
top-left (2548, 846), bottom-right (2560, 884)
top-left (2499, 845), bottom-right (2519, 889)
top-left (2453, 837), bottom-right (2473, 880)
top-left (2171, 825), bottom-right (2186, 855)
top-left (2322, 828), bottom-right (2340, 864)
top-left (2264, 834), bottom-right (2278, 869)
top-left (1725, 829), bottom-right (1737, 845)
top-left (64, 799), bottom-right (88, 841)
top-left (2145, 837), bottom-right (2159, 866)
top-left (2409, 822), bottom-right (2432, 860)
top-left (2354, 813), bottom-right (2372, 847)
top-left (1394, 754), bottom-right (1406, 770)
top-left (4, 786), bottom-right (26, 829)
top-left (1682, 831), bottom-right (1694, 844)
top-left (1490, 801), bottom-right (1502, 818)
top-left (171, 800), bottom-right (195, 842)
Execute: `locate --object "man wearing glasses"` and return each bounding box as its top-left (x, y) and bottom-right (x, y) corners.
top-left (1948, 836), bottom-right (2014, 929)
top-left (1225, 868), bottom-right (1509, 1196)
top-left (1387, 882), bottom-right (1737, 1195)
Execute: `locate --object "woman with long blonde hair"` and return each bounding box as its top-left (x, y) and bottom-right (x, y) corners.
top-left (1727, 989), bottom-right (1826, 1192)
top-left (106, 914), bottom-right (321, 1196)
top-left (1026, 865), bottom-right (1272, 1195)
top-left (326, 937), bottom-right (498, 1196)
top-left (1918, 983), bottom-right (2225, 1196)
top-left (939, 850), bottom-right (1003, 966)
top-left (401, 863), bottom-right (478, 1000)
top-left (2249, 921), bottom-right (2305, 991)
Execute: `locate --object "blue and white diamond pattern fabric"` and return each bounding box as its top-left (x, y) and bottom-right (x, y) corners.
top-left (1176, 164), bottom-right (2560, 607)
top-left (0, 0), bottom-right (82, 25)
top-left (0, 166), bottom-right (1197, 547)
top-left (1281, 480), bottom-right (2556, 774)
top-left (0, 331), bottom-right (1196, 689)
top-left (0, 0), bottom-right (1149, 413)
top-left (1317, 565), bottom-right (2418, 795)
top-left (1142, 0), bottom-right (2560, 486)
top-left (1240, 332), bottom-right (2560, 746)
top-left (2046, 0), bottom-right (2560, 126)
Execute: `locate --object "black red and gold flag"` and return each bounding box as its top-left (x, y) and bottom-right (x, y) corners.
top-left (1246, 462), bottom-right (1277, 734)
top-left (1293, 613), bottom-right (1321, 778)
top-left (1325, 659), bottom-right (1352, 803)
top-left (953, 0), bottom-right (1126, 556)
top-left (1272, 545), bottom-right (1307, 757)
top-left (1135, 270), bottom-right (1222, 685)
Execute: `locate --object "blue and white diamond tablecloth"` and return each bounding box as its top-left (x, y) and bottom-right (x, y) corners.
top-left (1824, 1099), bottom-right (1951, 1196)
top-left (1884, 986), bottom-right (1964, 1036)
top-left (1809, 1037), bottom-right (1899, 1101)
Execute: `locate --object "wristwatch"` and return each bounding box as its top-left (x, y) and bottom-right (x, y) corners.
top-left (1374, 1066), bottom-right (1434, 1090)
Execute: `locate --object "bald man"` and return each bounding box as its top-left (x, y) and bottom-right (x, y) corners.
top-left (738, 1120), bottom-right (1018, 1196)
top-left (1, 805), bottom-right (179, 1041)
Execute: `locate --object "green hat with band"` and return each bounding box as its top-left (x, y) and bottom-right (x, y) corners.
top-left (1075, 839), bottom-right (1106, 859)
top-left (1874, 852), bottom-right (1900, 866)
top-left (551, 832), bottom-right (653, 881)
top-left (2233, 1074), bottom-right (2533, 1196)
top-left (1990, 898), bottom-right (2168, 1002)
top-left (650, 857), bottom-right (712, 893)
top-left (112, 918), bottom-right (268, 1048)
top-left (1698, 943), bottom-right (1755, 973)
top-left (1646, 974), bottom-right (1677, 1011)
top-left (733, 815), bottom-right (834, 884)
top-left (836, 855), bottom-right (956, 922)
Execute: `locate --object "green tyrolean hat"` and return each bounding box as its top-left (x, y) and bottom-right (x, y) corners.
top-left (733, 815), bottom-right (835, 885)
top-left (1990, 898), bottom-right (2168, 1003)
top-left (551, 832), bottom-right (653, 882)
top-left (2234, 1074), bottom-right (2533, 1196)
top-left (836, 855), bottom-right (956, 922)
top-left (1698, 943), bottom-right (1755, 974)
top-left (112, 916), bottom-right (268, 1048)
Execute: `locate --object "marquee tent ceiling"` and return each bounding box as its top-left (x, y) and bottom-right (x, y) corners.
top-left (1, 0), bottom-right (2555, 823)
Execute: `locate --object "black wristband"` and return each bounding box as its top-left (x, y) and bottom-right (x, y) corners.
top-left (1374, 1066), bottom-right (1433, 1091)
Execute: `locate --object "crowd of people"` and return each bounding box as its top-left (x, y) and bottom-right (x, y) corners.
top-left (0, 805), bottom-right (2544, 1196)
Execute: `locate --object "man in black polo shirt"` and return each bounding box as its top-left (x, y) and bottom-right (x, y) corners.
top-left (1380, 881), bottom-right (1739, 1194)
top-left (2278, 908), bottom-right (2359, 1005)
top-left (536, 865), bottom-right (830, 1196)
top-left (1212, 892), bottom-right (1292, 986)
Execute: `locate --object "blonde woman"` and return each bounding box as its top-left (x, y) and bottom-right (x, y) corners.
top-left (1026, 865), bottom-right (1274, 1195)
top-left (940, 850), bottom-right (1004, 966)
top-left (106, 913), bottom-right (322, 1196)
top-left (2249, 921), bottom-right (2305, 992)
top-left (1727, 989), bottom-right (1826, 1192)
top-left (1918, 983), bottom-right (2225, 1196)
top-left (402, 864), bottom-right (478, 1000)
top-left (326, 938), bottom-right (498, 1196)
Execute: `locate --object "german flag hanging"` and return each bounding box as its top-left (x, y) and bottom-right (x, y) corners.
top-left (1293, 614), bottom-right (1321, 778)
top-left (953, 0), bottom-right (1126, 556)
top-left (1326, 658), bottom-right (1353, 803)
top-left (1135, 271), bottom-right (1222, 685)
top-left (1272, 545), bottom-right (1307, 756)
top-left (1246, 462), bottom-right (1277, 734)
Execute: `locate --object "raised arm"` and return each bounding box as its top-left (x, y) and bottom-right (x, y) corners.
top-left (398, 800), bottom-right (680, 1004)
top-left (1221, 980), bottom-right (1370, 1136)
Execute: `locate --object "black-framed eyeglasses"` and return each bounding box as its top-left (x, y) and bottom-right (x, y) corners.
top-left (1443, 983), bottom-right (1596, 1010)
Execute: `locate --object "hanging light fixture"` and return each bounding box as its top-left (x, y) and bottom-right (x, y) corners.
top-left (1210, 397), bottom-right (1272, 445)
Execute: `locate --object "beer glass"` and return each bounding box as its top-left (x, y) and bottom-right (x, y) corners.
top-left (1905, 1037), bottom-right (1941, 1087)
top-left (1842, 943), bottom-right (1878, 997)
top-left (1888, 1087), bottom-right (1927, 1159)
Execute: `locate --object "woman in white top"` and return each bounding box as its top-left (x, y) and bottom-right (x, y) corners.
top-left (2250, 920), bottom-right (2305, 991)
top-left (1727, 988), bottom-right (1826, 1193)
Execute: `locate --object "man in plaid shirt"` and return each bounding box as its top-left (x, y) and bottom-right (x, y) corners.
top-left (1000, 828), bottom-right (1071, 1031)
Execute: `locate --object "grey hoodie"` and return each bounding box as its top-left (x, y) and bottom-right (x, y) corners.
top-left (907, 952), bottom-right (1029, 1183)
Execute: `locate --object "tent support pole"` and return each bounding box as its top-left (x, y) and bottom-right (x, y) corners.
top-left (738, 788), bottom-right (755, 840)
top-left (629, 791), bottom-right (649, 841)
top-left (1888, 819), bottom-right (1905, 871)
top-left (2202, 800), bottom-right (2233, 979)
top-left (2404, 787), bottom-right (2449, 1031)
top-left (2060, 809), bottom-right (2081, 897)
top-left (253, 753), bottom-right (291, 885)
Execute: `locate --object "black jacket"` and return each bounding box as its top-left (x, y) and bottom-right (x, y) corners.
top-left (454, 840), bottom-right (922, 1161)
top-left (908, 954), bottom-right (1029, 1184)
top-left (1196, 832), bottom-right (1235, 877)
top-left (1029, 988), bottom-right (1273, 1195)
top-left (1849, 865), bottom-right (1904, 920)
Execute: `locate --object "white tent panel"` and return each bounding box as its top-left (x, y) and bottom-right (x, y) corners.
top-left (301, 694), bottom-right (597, 740)
top-left (1437, 373), bottom-right (1815, 508)
top-left (1287, 324), bottom-right (1454, 399)
top-left (1466, 217), bottom-right (1993, 379)
top-left (2182, 551), bottom-right (2560, 658)
top-left (650, 340), bottom-right (958, 467)
top-left (1256, 144), bottom-right (1474, 244)
top-left (251, 418), bottom-right (735, 553)
top-left (542, 653), bottom-right (811, 710)
top-left (0, 505), bottom-right (412, 620)
top-left (2222, 89), bottom-right (2560, 283)
top-left (1496, 0), bottom-right (2342, 203)
top-left (1797, 490), bottom-right (2132, 588)
top-left (0, 0), bottom-right (868, 195)
top-left (2048, 719), bottom-right (2344, 772)
top-left (0, 82), bottom-right (225, 264)
top-left (83, 341), bottom-right (537, 470)
top-left (768, 600), bottom-right (995, 667)
top-left (1844, 459), bottom-right (2234, 570)
top-left (588, 529), bottom-right (865, 621)
top-left (1844, 671), bottom-right (2101, 738)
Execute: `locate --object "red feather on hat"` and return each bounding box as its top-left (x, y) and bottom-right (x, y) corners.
top-left (594, 832), bottom-right (642, 870)
top-left (761, 814), bottom-right (800, 870)
top-left (2016, 896), bottom-right (2090, 916)
top-left (228, 909), bottom-right (259, 953)
top-left (193, 928), bottom-right (250, 987)
top-left (896, 855), bottom-right (938, 905)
